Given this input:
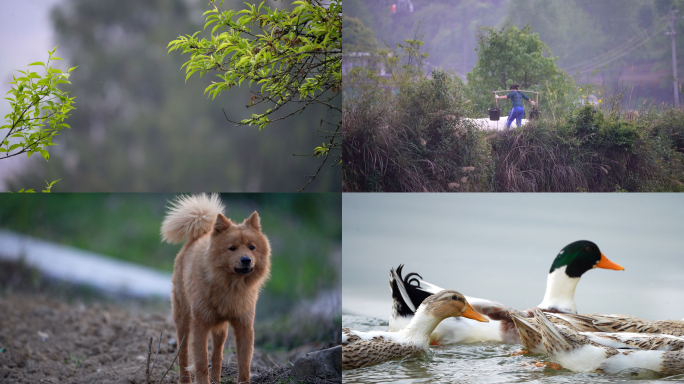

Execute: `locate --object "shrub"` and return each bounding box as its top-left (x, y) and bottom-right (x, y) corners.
top-left (343, 40), bottom-right (684, 192)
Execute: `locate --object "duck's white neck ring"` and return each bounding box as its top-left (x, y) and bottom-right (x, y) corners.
top-left (538, 265), bottom-right (580, 313)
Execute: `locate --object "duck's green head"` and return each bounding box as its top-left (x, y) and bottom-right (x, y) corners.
top-left (549, 240), bottom-right (624, 278)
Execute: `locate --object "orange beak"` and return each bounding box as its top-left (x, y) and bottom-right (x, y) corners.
top-left (595, 253), bottom-right (625, 271)
top-left (461, 304), bottom-right (489, 323)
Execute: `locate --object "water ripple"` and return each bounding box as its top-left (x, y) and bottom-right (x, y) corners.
top-left (343, 316), bottom-right (674, 383)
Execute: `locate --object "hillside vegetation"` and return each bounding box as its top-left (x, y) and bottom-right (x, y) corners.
top-left (343, 42), bottom-right (684, 192)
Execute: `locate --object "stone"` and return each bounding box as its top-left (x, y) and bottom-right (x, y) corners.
top-left (290, 346), bottom-right (341, 381)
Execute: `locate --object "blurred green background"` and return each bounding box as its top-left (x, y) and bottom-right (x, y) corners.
top-left (3, 0), bottom-right (340, 192)
top-left (0, 193), bottom-right (341, 349)
top-left (0, 193), bottom-right (341, 301)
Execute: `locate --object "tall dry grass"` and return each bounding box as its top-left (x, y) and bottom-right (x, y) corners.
top-left (343, 68), bottom-right (494, 192)
top-left (343, 68), bottom-right (684, 192)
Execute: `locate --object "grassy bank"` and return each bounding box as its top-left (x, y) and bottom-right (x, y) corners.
top-left (343, 70), bottom-right (684, 192)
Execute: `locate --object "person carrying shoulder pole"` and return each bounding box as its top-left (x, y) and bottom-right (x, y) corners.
top-left (494, 84), bottom-right (535, 130)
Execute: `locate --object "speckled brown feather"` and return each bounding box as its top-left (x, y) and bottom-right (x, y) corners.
top-left (591, 333), bottom-right (684, 351)
top-left (561, 314), bottom-right (684, 336)
top-left (343, 328), bottom-right (362, 344)
top-left (509, 312), bottom-right (542, 352)
top-left (535, 309), bottom-right (620, 357)
top-left (342, 328), bottom-right (422, 369)
top-left (662, 351), bottom-right (684, 375)
top-left (473, 305), bottom-right (575, 345)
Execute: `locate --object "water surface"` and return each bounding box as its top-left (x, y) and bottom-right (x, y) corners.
top-left (342, 194), bottom-right (684, 383)
top-left (342, 314), bottom-right (684, 384)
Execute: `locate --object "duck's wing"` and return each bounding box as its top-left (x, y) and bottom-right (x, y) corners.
top-left (342, 327), bottom-right (361, 345)
top-left (544, 313), bottom-right (605, 332)
top-left (509, 311), bottom-right (544, 353)
top-left (467, 297), bottom-right (516, 318)
top-left (583, 332), bottom-right (684, 351)
top-left (534, 308), bottom-right (619, 372)
top-left (654, 320), bottom-right (684, 336)
top-left (598, 318), bottom-right (684, 337)
top-left (341, 327), bottom-right (422, 370)
top-left (561, 314), bottom-right (684, 337)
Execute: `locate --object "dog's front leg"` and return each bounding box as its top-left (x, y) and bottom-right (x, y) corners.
top-left (210, 322), bottom-right (228, 383)
top-left (233, 321), bottom-right (254, 384)
top-left (191, 321), bottom-right (211, 384)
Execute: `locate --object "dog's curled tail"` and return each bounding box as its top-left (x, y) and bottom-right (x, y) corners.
top-left (161, 193), bottom-right (225, 244)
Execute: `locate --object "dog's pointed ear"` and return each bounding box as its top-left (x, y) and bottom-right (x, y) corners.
top-left (213, 213), bottom-right (233, 234)
top-left (244, 211), bottom-right (261, 232)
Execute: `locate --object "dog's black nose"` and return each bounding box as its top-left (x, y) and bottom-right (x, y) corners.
top-left (240, 257), bottom-right (251, 266)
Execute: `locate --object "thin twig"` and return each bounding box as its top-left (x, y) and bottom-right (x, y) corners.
top-left (145, 337), bottom-right (153, 384)
top-left (158, 334), bottom-right (186, 384)
top-left (150, 332), bottom-right (162, 379)
top-left (265, 353), bottom-right (278, 367)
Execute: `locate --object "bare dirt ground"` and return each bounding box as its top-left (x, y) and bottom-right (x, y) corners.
top-left (0, 261), bottom-right (340, 384)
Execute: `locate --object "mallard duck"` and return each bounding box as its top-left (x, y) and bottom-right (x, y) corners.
top-left (342, 290), bottom-right (488, 370)
top-left (510, 310), bottom-right (684, 354)
top-left (546, 313), bottom-right (684, 337)
top-left (389, 240), bottom-right (624, 344)
top-left (534, 308), bottom-right (684, 375)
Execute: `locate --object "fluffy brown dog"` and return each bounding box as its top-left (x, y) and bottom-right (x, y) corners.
top-left (161, 194), bottom-right (271, 384)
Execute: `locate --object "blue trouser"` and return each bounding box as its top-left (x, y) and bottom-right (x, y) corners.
top-left (506, 106), bottom-right (525, 129)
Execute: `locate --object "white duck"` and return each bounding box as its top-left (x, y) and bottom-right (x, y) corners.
top-left (342, 290), bottom-right (488, 370)
top-left (389, 240), bottom-right (624, 344)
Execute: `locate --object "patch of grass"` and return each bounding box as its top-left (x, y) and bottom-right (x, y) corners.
top-left (64, 354), bottom-right (87, 365)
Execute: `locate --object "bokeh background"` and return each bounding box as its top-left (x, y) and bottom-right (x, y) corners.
top-left (343, 193), bottom-right (684, 322)
top-left (0, 193), bottom-right (342, 349)
top-left (0, 0), bottom-right (341, 192)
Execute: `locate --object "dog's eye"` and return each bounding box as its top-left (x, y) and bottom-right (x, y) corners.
top-left (229, 246), bottom-right (237, 251)
top-left (248, 245), bottom-right (255, 250)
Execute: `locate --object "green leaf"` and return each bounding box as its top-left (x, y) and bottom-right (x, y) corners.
top-left (42, 179), bottom-right (60, 193)
top-left (27, 62), bottom-right (45, 66)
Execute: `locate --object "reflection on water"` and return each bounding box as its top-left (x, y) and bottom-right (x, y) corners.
top-left (342, 315), bottom-right (684, 384)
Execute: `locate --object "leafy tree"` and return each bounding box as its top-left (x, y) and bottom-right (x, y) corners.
top-left (465, 24), bottom-right (565, 113)
top-left (383, 37), bottom-right (430, 81)
top-left (168, 0), bottom-right (341, 190)
top-left (342, 17), bottom-right (378, 53)
top-left (1, 48), bottom-right (75, 192)
top-left (10, 0), bottom-right (339, 192)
